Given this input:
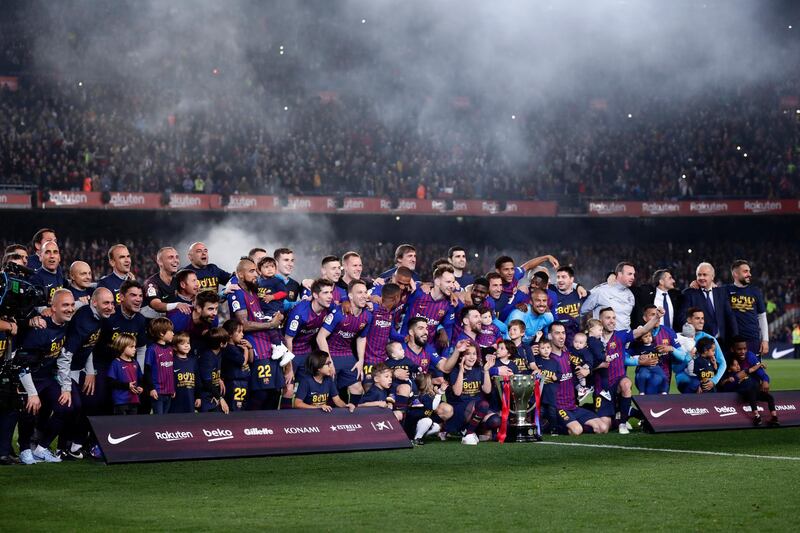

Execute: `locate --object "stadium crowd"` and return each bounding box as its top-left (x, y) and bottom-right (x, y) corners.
top-left (0, 226), bottom-right (787, 464)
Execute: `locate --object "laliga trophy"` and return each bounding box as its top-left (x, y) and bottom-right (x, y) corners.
top-left (494, 374), bottom-right (541, 443)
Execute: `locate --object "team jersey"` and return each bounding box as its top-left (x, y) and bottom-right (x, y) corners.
top-left (401, 341), bottom-right (442, 374)
top-left (143, 272), bottom-right (177, 308)
top-left (492, 290), bottom-right (531, 323)
top-left (365, 303), bottom-right (397, 364)
top-left (492, 358), bottom-right (520, 375)
top-left (569, 347), bottom-right (592, 369)
top-left (378, 266), bottom-right (421, 282)
top-left (477, 323), bottom-right (502, 348)
top-left (361, 384), bottom-right (391, 404)
top-left (725, 284), bottom-right (766, 341)
top-left (29, 267), bottom-right (64, 305)
top-left (19, 315), bottom-right (67, 381)
top-left (738, 351), bottom-right (770, 383)
top-left (95, 309), bottom-right (148, 367)
top-left (554, 290), bottom-right (584, 343)
top-left (501, 266), bottom-right (526, 297)
top-left (652, 325), bottom-right (681, 384)
top-left (511, 342), bottom-right (535, 375)
top-left (295, 374), bottom-right (338, 407)
top-left (197, 348), bottom-right (222, 406)
top-left (534, 355), bottom-right (561, 406)
top-left (400, 291), bottom-right (457, 346)
top-left (170, 356), bottom-right (197, 413)
top-left (228, 288), bottom-right (273, 360)
top-left (600, 329), bottom-right (635, 389)
top-left (97, 272), bottom-right (128, 304)
top-left (0, 332), bottom-right (10, 357)
top-left (68, 284), bottom-right (94, 302)
top-left (183, 263), bottom-right (231, 293)
top-left (166, 308), bottom-right (218, 357)
top-left (551, 347), bottom-right (577, 411)
top-left (221, 344), bottom-right (251, 382)
top-left (447, 366), bottom-right (484, 405)
top-left (694, 357), bottom-right (716, 387)
top-left (455, 272), bottom-right (475, 289)
top-left (284, 300), bottom-right (328, 356)
top-left (321, 306), bottom-right (372, 357)
top-left (108, 357), bottom-right (142, 405)
top-left (144, 342), bottom-right (175, 395)
top-left (386, 355), bottom-right (422, 381)
top-left (64, 303), bottom-right (102, 371)
top-left (370, 283), bottom-right (417, 334)
top-left (274, 274), bottom-right (302, 305)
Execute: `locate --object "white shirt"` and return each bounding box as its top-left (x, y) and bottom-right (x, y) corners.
top-left (654, 288), bottom-right (675, 327)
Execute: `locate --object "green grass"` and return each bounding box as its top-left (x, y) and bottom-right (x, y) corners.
top-left (1, 361), bottom-right (798, 532)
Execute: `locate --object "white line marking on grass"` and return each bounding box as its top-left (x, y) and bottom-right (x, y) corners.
top-left (540, 441), bottom-right (800, 461)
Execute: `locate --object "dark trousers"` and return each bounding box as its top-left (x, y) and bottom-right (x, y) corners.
top-left (246, 389), bottom-right (280, 410)
top-left (18, 378), bottom-right (77, 450)
top-left (113, 403), bottom-right (138, 415)
top-left (0, 408), bottom-right (17, 456)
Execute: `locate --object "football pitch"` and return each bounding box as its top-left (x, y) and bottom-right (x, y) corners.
top-left (2, 360), bottom-right (799, 532)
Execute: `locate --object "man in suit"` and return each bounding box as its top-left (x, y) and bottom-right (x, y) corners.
top-left (632, 269), bottom-right (683, 331)
top-left (678, 262), bottom-right (737, 347)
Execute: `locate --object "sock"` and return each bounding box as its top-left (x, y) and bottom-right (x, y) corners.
top-left (415, 418), bottom-right (434, 439)
top-left (280, 396), bottom-right (294, 409)
top-left (483, 414), bottom-right (501, 431)
top-left (619, 396), bottom-right (632, 423)
top-left (349, 393), bottom-right (362, 406)
top-left (425, 422), bottom-right (441, 436)
top-left (466, 400), bottom-right (489, 434)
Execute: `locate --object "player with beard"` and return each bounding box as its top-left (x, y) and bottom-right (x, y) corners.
top-left (485, 272), bottom-right (528, 323)
top-left (506, 289), bottom-right (554, 345)
top-left (67, 261), bottom-right (95, 307)
top-left (61, 287), bottom-right (115, 458)
top-left (379, 244), bottom-right (421, 282)
top-left (273, 247), bottom-right (302, 307)
top-left (548, 323), bottom-right (608, 436)
top-left (400, 265), bottom-right (458, 350)
top-left (228, 258), bottom-right (287, 411)
top-left (448, 246), bottom-right (475, 289)
top-left (364, 283), bottom-right (402, 377)
top-left (371, 266), bottom-right (418, 335)
top-left (726, 260), bottom-right (768, 358)
top-left (143, 247), bottom-right (187, 318)
top-left (30, 240), bottom-right (64, 306)
top-left (450, 306), bottom-right (483, 355)
top-left (27, 228), bottom-right (57, 272)
top-left (317, 279), bottom-right (373, 405)
top-left (167, 290), bottom-right (220, 357)
top-left (183, 242), bottom-right (232, 294)
top-left (97, 244), bottom-right (134, 304)
top-left (494, 254), bottom-right (559, 311)
top-left (16, 289), bottom-right (75, 464)
top-left (401, 317), bottom-right (461, 382)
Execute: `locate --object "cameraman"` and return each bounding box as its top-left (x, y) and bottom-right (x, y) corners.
top-left (16, 289), bottom-right (76, 464)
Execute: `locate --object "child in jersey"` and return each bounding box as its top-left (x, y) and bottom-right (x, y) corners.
top-left (408, 373), bottom-right (453, 444)
top-left (477, 308), bottom-right (503, 350)
top-left (359, 363), bottom-right (405, 422)
top-left (719, 357), bottom-right (779, 426)
top-left (447, 343), bottom-right (499, 445)
top-left (107, 334), bottom-right (143, 416)
top-left (294, 350), bottom-right (355, 412)
top-left (488, 340), bottom-right (520, 412)
top-left (144, 317), bottom-right (175, 415)
top-left (170, 332), bottom-right (199, 413)
top-left (534, 338), bottom-right (561, 435)
top-left (197, 327), bottom-right (230, 414)
top-left (693, 337), bottom-right (718, 393)
top-left (221, 319), bottom-right (253, 412)
top-left (630, 331), bottom-right (667, 395)
top-left (257, 256), bottom-right (288, 344)
top-left (585, 318), bottom-right (610, 398)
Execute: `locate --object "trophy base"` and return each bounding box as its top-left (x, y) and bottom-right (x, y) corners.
top-left (508, 425), bottom-right (542, 443)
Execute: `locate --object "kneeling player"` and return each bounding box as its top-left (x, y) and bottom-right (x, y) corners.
top-left (294, 350), bottom-right (355, 412)
top-left (446, 343), bottom-right (500, 445)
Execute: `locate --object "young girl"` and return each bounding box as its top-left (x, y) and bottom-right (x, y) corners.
top-left (447, 344), bottom-right (499, 445)
top-left (198, 327), bottom-right (230, 413)
top-left (630, 331), bottom-right (667, 395)
top-left (170, 332), bottom-right (200, 413)
top-left (294, 350), bottom-right (356, 412)
top-left (107, 333), bottom-right (143, 415)
top-left (488, 340), bottom-right (519, 412)
top-left (221, 319), bottom-right (253, 412)
top-left (144, 317), bottom-right (175, 415)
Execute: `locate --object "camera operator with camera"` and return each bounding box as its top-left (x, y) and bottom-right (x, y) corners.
top-left (0, 316), bottom-right (19, 465)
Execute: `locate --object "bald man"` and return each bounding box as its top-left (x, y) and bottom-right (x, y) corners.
top-left (182, 242), bottom-right (231, 294)
top-left (142, 246), bottom-right (188, 318)
top-left (68, 260), bottom-right (95, 306)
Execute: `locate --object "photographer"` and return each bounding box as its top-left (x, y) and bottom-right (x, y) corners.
top-left (16, 289), bottom-right (76, 464)
top-left (0, 316), bottom-right (18, 465)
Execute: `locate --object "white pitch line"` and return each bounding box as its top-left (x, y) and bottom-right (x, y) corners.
top-left (539, 441), bottom-right (800, 462)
